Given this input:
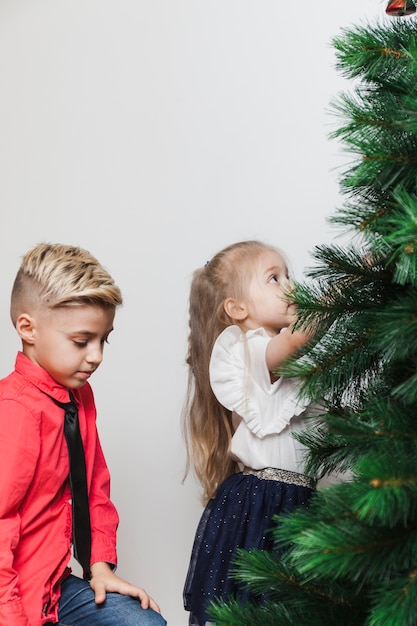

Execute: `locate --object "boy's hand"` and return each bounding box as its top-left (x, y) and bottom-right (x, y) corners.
top-left (89, 561), bottom-right (161, 613)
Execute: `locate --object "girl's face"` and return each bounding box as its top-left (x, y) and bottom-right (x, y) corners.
top-left (243, 249), bottom-right (296, 336)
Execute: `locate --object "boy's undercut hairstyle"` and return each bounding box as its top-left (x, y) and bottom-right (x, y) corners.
top-left (10, 243), bottom-right (123, 325)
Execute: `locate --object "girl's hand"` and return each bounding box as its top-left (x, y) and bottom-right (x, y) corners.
top-left (89, 561), bottom-right (161, 613)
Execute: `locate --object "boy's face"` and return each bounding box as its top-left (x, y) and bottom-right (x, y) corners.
top-left (19, 304), bottom-right (115, 389)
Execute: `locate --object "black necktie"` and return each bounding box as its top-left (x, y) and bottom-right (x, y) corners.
top-left (51, 391), bottom-right (92, 578)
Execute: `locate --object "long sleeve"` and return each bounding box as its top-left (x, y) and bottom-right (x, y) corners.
top-left (88, 431), bottom-right (119, 567)
top-left (0, 399), bottom-right (39, 625)
top-left (209, 326), bottom-right (312, 472)
top-left (210, 326), bottom-right (307, 437)
top-left (76, 384), bottom-right (119, 569)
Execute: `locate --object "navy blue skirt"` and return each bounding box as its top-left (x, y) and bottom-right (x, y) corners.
top-left (183, 470), bottom-right (314, 626)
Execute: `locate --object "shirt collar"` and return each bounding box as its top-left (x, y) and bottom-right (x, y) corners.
top-left (14, 351), bottom-right (76, 405)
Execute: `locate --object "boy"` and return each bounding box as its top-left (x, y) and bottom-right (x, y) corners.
top-left (0, 243), bottom-right (166, 626)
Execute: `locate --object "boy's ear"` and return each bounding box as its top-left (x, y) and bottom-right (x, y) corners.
top-left (16, 314), bottom-right (36, 344)
top-left (223, 297), bottom-right (247, 321)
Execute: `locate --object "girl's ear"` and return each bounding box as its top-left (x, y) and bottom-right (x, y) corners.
top-left (224, 297), bottom-right (247, 321)
top-left (16, 314), bottom-right (36, 344)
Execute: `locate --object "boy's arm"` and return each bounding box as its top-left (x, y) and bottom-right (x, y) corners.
top-left (87, 429), bottom-right (119, 568)
top-left (0, 400), bottom-right (38, 625)
top-left (86, 436), bottom-right (161, 613)
top-left (79, 384), bottom-right (119, 569)
top-left (83, 391), bottom-right (161, 613)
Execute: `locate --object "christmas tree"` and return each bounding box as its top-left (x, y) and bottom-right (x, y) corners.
top-left (209, 7), bottom-right (417, 626)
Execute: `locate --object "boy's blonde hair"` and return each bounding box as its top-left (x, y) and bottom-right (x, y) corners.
top-left (183, 240), bottom-right (284, 503)
top-left (10, 243), bottom-right (123, 325)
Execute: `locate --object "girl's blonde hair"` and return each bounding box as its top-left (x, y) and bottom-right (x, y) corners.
top-left (183, 240), bottom-right (281, 503)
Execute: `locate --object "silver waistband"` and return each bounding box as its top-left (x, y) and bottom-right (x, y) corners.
top-left (242, 467), bottom-right (316, 489)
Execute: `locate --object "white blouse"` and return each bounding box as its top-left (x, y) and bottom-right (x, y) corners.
top-left (209, 325), bottom-right (316, 474)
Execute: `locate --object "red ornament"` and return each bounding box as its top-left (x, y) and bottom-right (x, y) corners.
top-left (386, 0), bottom-right (416, 15)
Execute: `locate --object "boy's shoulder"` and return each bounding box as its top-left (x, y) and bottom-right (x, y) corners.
top-left (0, 365), bottom-right (30, 400)
top-left (0, 367), bottom-right (43, 429)
top-left (0, 354), bottom-right (95, 411)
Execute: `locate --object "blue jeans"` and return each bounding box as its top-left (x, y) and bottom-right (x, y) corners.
top-left (48, 575), bottom-right (167, 626)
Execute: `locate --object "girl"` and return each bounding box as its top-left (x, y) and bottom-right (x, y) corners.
top-left (182, 240), bottom-right (317, 626)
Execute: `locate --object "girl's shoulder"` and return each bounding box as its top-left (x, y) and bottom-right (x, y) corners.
top-left (215, 325), bottom-right (269, 349)
top-left (211, 326), bottom-right (270, 373)
top-left (215, 325), bottom-right (242, 349)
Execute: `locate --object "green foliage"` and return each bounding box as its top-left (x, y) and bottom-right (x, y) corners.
top-left (208, 551), bottom-right (367, 626)
top-left (368, 572), bottom-right (417, 626)
top-left (212, 16), bottom-right (417, 626)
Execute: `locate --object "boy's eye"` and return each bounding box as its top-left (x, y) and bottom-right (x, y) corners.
top-left (74, 341), bottom-right (87, 348)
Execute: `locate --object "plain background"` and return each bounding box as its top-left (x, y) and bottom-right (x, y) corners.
top-left (0, 1), bottom-right (389, 624)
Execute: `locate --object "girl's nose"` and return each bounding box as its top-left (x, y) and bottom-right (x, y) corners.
top-left (283, 277), bottom-right (295, 293)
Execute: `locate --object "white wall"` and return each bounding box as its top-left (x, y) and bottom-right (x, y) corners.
top-left (0, 1), bottom-right (383, 623)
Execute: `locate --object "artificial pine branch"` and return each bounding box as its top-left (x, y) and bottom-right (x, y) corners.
top-left (211, 14), bottom-right (417, 626)
top-left (208, 551), bottom-right (367, 626)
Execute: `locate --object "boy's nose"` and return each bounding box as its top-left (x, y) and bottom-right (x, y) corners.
top-left (86, 346), bottom-right (103, 366)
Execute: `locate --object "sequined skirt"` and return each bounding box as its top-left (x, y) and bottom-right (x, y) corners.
top-left (183, 469), bottom-right (315, 626)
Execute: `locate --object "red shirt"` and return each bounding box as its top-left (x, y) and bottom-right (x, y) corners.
top-left (0, 352), bottom-right (119, 626)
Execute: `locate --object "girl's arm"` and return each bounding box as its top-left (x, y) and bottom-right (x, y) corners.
top-left (265, 326), bottom-right (313, 373)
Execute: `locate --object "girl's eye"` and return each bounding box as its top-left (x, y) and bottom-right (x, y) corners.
top-left (269, 275), bottom-right (278, 284)
top-left (74, 341), bottom-right (87, 348)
